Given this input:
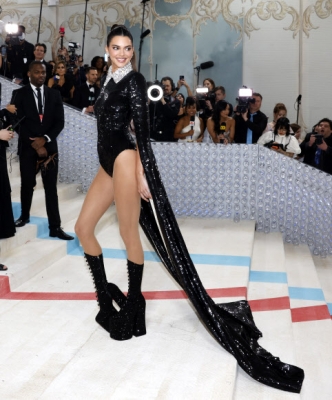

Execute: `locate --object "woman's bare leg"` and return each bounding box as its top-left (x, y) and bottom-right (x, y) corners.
top-left (75, 167), bottom-right (115, 255)
top-left (113, 150), bottom-right (144, 264)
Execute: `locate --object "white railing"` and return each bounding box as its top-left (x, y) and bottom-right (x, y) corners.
top-left (2, 76), bottom-right (332, 257)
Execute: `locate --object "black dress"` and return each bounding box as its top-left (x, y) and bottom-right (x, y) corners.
top-left (0, 140), bottom-right (16, 239)
top-left (94, 66), bottom-right (304, 393)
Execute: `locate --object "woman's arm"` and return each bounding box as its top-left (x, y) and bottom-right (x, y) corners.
top-left (206, 118), bottom-right (219, 143)
top-left (196, 118), bottom-right (205, 142)
top-left (47, 78), bottom-right (54, 88)
top-left (173, 118), bottom-right (186, 139)
top-left (228, 118), bottom-right (235, 143)
top-left (136, 145), bottom-right (151, 202)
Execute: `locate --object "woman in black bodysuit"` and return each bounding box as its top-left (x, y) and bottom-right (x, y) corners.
top-left (75, 25), bottom-right (304, 393)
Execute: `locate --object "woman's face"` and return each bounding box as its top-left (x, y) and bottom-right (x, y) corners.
top-left (203, 80), bottom-right (213, 91)
top-left (274, 110), bottom-right (286, 121)
top-left (176, 94), bottom-right (184, 105)
top-left (56, 63), bottom-right (66, 75)
top-left (278, 126), bottom-right (287, 136)
top-left (95, 57), bottom-right (104, 69)
top-left (186, 104), bottom-right (196, 117)
top-left (106, 36), bottom-right (134, 72)
top-left (220, 104), bottom-right (230, 118)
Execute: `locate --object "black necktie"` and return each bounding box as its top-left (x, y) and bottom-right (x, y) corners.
top-left (89, 85), bottom-right (93, 89)
top-left (36, 87), bottom-right (43, 115)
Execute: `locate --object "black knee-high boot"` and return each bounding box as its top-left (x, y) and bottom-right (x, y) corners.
top-left (84, 253), bottom-right (126, 332)
top-left (109, 259), bottom-right (146, 341)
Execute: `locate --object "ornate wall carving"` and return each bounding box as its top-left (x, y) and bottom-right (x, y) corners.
top-left (0, 1), bottom-right (331, 47)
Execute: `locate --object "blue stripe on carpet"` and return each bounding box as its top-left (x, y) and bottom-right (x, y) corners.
top-left (11, 205), bottom-right (251, 267)
top-left (288, 287), bottom-right (326, 301)
top-left (249, 271), bottom-right (288, 284)
top-left (327, 303), bottom-right (332, 315)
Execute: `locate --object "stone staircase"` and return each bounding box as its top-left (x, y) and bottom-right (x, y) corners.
top-left (0, 158), bottom-right (331, 399)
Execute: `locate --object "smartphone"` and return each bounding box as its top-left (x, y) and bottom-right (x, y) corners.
top-left (179, 75), bottom-right (184, 81)
top-left (104, 53), bottom-right (108, 62)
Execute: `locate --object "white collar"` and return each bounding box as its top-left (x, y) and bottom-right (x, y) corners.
top-left (30, 83), bottom-right (44, 92)
top-left (104, 62), bottom-right (133, 85)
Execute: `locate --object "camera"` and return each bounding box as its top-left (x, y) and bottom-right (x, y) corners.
top-left (147, 81), bottom-right (164, 102)
top-left (264, 141), bottom-right (284, 151)
top-left (315, 134), bottom-right (324, 145)
top-left (236, 87), bottom-right (255, 114)
top-left (195, 87), bottom-right (216, 110)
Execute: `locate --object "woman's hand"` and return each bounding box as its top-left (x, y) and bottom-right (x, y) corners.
top-left (137, 173), bottom-right (152, 202)
top-left (0, 128), bottom-right (14, 141)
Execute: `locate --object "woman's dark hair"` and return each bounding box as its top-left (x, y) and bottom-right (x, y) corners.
top-left (203, 78), bottom-right (215, 90)
top-left (106, 24), bottom-right (137, 70)
top-left (176, 93), bottom-right (185, 105)
top-left (185, 96), bottom-right (198, 109)
top-left (274, 117), bottom-right (291, 136)
top-left (91, 56), bottom-right (104, 70)
top-left (211, 100), bottom-right (233, 133)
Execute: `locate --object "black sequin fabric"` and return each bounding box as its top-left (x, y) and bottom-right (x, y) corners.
top-left (96, 67), bottom-right (304, 393)
top-left (94, 71), bottom-right (137, 177)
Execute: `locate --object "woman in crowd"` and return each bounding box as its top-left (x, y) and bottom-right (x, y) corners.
top-left (47, 61), bottom-right (74, 103)
top-left (91, 56), bottom-right (105, 87)
top-left (203, 78), bottom-right (215, 91)
top-left (205, 100), bottom-right (234, 144)
top-left (175, 93), bottom-right (185, 117)
top-left (174, 97), bottom-right (204, 142)
top-left (264, 102), bottom-right (288, 132)
top-left (290, 123), bottom-right (303, 143)
top-left (0, 126), bottom-right (16, 271)
top-left (74, 24), bottom-right (304, 393)
top-left (258, 117), bottom-right (301, 157)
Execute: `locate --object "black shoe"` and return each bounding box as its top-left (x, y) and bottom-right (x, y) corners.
top-left (49, 227), bottom-right (74, 240)
top-left (14, 217), bottom-right (30, 227)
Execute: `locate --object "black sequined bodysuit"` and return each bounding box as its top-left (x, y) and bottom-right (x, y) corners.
top-left (95, 66), bottom-right (304, 393)
top-left (95, 68), bottom-right (137, 177)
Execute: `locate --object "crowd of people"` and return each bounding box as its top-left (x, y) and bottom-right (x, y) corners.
top-left (0, 26), bottom-right (331, 176)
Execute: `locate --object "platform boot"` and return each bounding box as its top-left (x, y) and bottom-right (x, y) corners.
top-left (84, 253), bottom-right (126, 332)
top-left (109, 260), bottom-right (146, 341)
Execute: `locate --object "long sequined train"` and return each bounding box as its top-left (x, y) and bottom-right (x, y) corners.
top-left (94, 67), bottom-right (304, 393)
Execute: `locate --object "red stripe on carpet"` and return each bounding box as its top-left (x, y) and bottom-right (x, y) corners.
top-left (291, 305), bottom-right (331, 322)
top-left (249, 296), bottom-right (290, 312)
top-left (0, 276), bottom-right (10, 297)
top-left (1, 287), bottom-right (247, 301)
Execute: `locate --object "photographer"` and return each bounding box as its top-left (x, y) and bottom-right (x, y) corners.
top-left (5, 25), bottom-right (34, 81)
top-left (233, 92), bottom-right (267, 144)
top-left (215, 86), bottom-right (226, 102)
top-left (300, 118), bottom-right (332, 174)
top-left (174, 76), bottom-right (193, 98)
top-left (258, 117), bottom-right (300, 158)
top-left (149, 76), bottom-right (180, 142)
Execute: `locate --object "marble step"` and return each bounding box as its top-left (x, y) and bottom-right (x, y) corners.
top-left (313, 255), bottom-right (332, 318)
top-left (0, 238), bottom-right (67, 291)
top-left (11, 182), bottom-right (81, 216)
top-left (284, 244), bottom-right (332, 400)
top-left (234, 232), bottom-right (300, 400)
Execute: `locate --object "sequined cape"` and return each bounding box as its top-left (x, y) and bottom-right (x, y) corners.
top-left (102, 70), bottom-right (305, 393)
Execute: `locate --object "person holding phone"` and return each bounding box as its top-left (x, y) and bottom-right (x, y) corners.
top-left (173, 75), bottom-right (193, 98)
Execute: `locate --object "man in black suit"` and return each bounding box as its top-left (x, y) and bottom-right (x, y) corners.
top-left (233, 93), bottom-right (268, 144)
top-left (11, 61), bottom-right (73, 240)
top-left (21, 43), bottom-right (53, 85)
top-left (5, 25), bottom-right (34, 81)
top-left (72, 67), bottom-right (100, 114)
